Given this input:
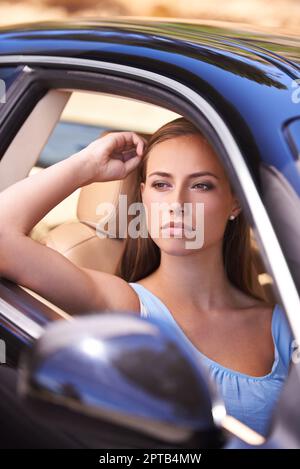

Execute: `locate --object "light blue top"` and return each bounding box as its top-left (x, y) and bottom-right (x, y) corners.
top-left (129, 282), bottom-right (294, 436)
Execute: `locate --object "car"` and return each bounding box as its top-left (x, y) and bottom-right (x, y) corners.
top-left (0, 17), bottom-right (300, 449)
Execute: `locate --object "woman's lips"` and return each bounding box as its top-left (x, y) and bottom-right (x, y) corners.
top-left (160, 222), bottom-right (194, 236)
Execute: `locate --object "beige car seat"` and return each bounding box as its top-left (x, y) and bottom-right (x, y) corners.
top-left (40, 168), bottom-right (139, 274)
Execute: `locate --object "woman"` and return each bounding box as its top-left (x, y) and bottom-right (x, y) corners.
top-left (0, 117), bottom-right (293, 438)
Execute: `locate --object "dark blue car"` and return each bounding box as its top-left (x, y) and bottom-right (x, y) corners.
top-left (0, 18), bottom-right (300, 449)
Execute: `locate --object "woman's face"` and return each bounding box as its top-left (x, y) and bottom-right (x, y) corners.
top-left (140, 134), bottom-right (241, 255)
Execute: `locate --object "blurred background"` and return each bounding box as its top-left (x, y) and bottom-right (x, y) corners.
top-left (0, 0), bottom-right (299, 35)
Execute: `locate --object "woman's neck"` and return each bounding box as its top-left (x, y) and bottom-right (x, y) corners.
top-left (143, 241), bottom-right (256, 312)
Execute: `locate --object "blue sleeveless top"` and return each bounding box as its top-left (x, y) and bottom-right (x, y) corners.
top-left (129, 282), bottom-right (294, 437)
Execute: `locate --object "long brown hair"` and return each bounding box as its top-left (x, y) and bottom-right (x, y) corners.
top-left (116, 117), bottom-right (273, 306)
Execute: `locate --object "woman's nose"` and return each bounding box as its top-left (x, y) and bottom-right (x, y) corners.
top-left (166, 186), bottom-right (187, 214)
top-left (168, 184), bottom-right (187, 205)
top-left (168, 201), bottom-right (185, 217)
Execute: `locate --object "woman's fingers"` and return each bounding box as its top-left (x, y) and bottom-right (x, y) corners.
top-left (108, 131), bottom-right (146, 161)
top-left (131, 132), bottom-right (146, 156)
top-left (106, 132), bottom-right (146, 175)
top-left (107, 132), bottom-right (145, 156)
top-left (79, 131), bottom-right (146, 183)
top-left (123, 152), bottom-right (143, 174)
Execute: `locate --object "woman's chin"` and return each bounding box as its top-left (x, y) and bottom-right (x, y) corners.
top-left (155, 237), bottom-right (198, 256)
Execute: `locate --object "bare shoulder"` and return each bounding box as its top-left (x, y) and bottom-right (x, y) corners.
top-left (248, 300), bottom-right (274, 326)
top-left (231, 286), bottom-right (274, 321)
top-left (244, 301), bottom-right (275, 335)
top-left (81, 267), bottom-right (141, 314)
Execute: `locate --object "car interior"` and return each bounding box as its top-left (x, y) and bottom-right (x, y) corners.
top-left (0, 87), bottom-right (276, 318)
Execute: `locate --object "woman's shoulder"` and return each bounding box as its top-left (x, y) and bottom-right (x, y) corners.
top-left (129, 281), bottom-right (155, 302)
top-left (241, 296), bottom-right (294, 364)
top-left (128, 280), bottom-right (170, 319)
top-left (230, 288), bottom-right (274, 326)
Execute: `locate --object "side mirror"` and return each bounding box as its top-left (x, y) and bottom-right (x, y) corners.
top-left (18, 312), bottom-right (227, 448)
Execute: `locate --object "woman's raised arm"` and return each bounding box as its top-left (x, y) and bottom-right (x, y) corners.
top-left (0, 132), bottom-right (145, 315)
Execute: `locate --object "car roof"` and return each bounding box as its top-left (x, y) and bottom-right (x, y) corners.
top-left (0, 17), bottom-right (300, 70)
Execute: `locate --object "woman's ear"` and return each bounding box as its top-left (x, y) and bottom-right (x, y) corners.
top-left (230, 194), bottom-right (242, 218)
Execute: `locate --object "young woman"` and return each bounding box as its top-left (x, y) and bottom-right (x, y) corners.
top-left (0, 117), bottom-right (293, 438)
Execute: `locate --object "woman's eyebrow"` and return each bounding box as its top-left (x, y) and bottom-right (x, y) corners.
top-left (147, 171), bottom-right (220, 179)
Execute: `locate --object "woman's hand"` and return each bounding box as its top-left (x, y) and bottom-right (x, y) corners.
top-left (77, 131), bottom-right (147, 184)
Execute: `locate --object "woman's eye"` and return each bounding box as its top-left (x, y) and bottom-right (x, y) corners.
top-left (151, 181), bottom-right (214, 191)
top-left (192, 183), bottom-right (213, 191)
top-left (152, 182), bottom-right (169, 189)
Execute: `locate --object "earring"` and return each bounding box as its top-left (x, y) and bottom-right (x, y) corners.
top-left (229, 215), bottom-right (235, 220)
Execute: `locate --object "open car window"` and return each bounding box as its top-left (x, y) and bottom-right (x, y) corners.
top-left (30, 90), bottom-right (180, 240)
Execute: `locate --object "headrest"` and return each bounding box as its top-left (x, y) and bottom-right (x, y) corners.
top-left (77, 171), bottom-right (139, 239)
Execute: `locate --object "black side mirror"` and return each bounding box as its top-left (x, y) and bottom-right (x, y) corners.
top-left (18, 312), bottom-right (227, 449)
